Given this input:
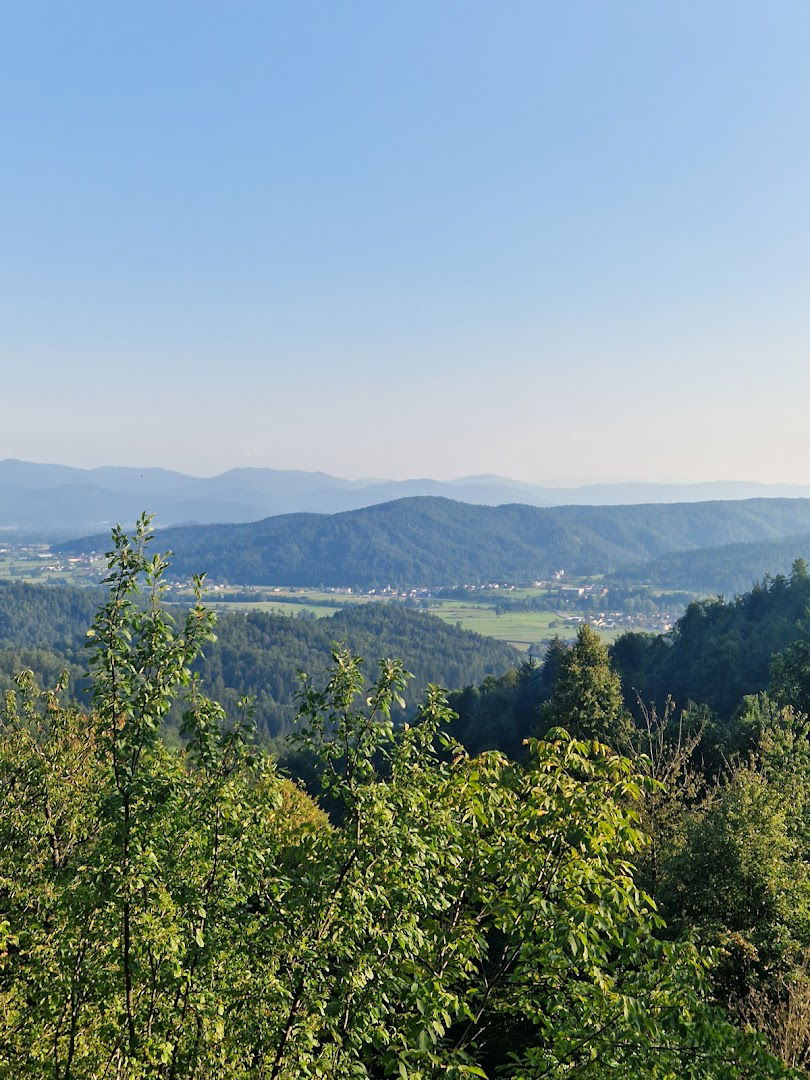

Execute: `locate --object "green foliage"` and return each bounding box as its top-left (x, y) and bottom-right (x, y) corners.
top-left (0, 576), bottom-right (518, 742)
top-left (539, 624), bottom-right (630, 746)
top-left (611, 534), bottom-right (810, 595)
top-left (658, 763), bottom-right (810, 1006)
top-left (622, 697), bottom-right (707, 898)
top-left (0, 520), bottom-right (791, 1077)
top-left (772, 635), bottom-right (810, 720)
top-left (447, 662), bottom-right (534, 760)
top-left (57, 495), bottom-right (810, 588)
top-left (0, 579), bottom-right (103, 699)
top-left (611, 566), bottom-right (810, 733)
top-left (447, 643), bottom-right (571, 760)
top-left (0, 579), bottom-right (104, 651)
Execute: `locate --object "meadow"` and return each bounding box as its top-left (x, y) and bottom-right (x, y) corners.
top-left (195, 590), bottom-right (597, 650)
top-left (0, 549), bottom-right (105, 586)
top-left (0, 548), bottom-right (619, 650)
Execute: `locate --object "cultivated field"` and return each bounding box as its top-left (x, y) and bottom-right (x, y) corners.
top-left (0, 551), bottom-right (619, 650)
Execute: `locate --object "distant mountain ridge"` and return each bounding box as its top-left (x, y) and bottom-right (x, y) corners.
top-left (57, 495), bottom-right (810, 589)
top-left (6, 458), bottom-right (810, 536)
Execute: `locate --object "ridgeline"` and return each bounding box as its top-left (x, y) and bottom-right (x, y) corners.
top-left (57, 495), bottom-right (810, 587)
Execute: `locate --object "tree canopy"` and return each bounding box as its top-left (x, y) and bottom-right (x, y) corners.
top-left (0, 517), bottom-right (791, 1078)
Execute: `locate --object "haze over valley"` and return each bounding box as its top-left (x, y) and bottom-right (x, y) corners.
top-left (9, 457), bottom-right (810, 537)
top-left (6, 3), bottom-right (810, 1074)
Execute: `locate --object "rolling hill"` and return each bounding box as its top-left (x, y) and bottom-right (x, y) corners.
top-left (10, 458), bottom-right (810, 536)
top-left (0, 579), bottom-right (519, 740)
top-left (608, 531), bottom-right (810, 596)
top-left (57, 495), bottom-right (810, 588)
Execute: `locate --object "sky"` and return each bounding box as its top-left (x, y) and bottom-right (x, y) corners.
top-left (2, 1), bottom-right (810, 483)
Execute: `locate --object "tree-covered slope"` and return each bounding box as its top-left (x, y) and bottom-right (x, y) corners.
top-left (0, 578), bottom-right (518, 738)
top-left (56, 495), bottom-right (810, 587)
top-left (609, 532), bottom-right (810, 595)
top-left (57, 498), bottom-right (602, 584)
top-left (609, 561), bottom-right (810, 725)
top-left (4, 529), bottom-right (786, 1079)
top-left (203, 603), bottom-right (519, 739)
top-left (0, 580), bottom-right (105, 698)
top-left (0, 580), bottom-right (105, 651)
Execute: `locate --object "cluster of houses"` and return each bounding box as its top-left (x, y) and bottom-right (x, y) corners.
top-left (0, 548), bottom-right (681, 636)
top-left (557, 611), bottom-right (674, 633)
top-left (0, 543), bottom-right (99, 582)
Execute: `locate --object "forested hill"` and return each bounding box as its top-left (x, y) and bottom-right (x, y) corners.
top-left (0, 580), bottom-right (106, 691)
top-left (57, 495), bottom-right (810, 587)
top-left (0, 580), bottom-right (105, 651)
top-left (0, 580), bottom-right (518, 739)
top-left (609, 531), bottom-right (810, 595)
top-left (610, 559), bottom-right (810, 727)
top-left (203, 604), bottom-right (518, 738)
top-left (12, 456), bottom-right (810, 537)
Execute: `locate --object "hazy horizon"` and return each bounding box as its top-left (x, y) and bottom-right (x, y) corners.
top-left (3, 2), bottom-right (809, 481)
top-left (7, 455), bottom-right (810, 492)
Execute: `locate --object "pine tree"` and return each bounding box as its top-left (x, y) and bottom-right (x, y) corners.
top-left (540, 623), bottom-right (630, 746)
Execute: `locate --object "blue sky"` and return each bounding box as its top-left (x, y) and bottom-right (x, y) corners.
top-left (2, 2), bottom-right (809, 481)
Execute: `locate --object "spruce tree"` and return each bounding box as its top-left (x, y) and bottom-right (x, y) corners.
top-left (540, 623), bottom-right (630, 746)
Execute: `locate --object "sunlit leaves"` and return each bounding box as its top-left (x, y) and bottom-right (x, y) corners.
top-left (0, 522), bottom-right (794, 1078)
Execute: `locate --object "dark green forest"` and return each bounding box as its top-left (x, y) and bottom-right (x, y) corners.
top-left (0, 579), bottom-right (518, 740)
top-left (8, 520), bottom-right (810, 1074)
top-left (1, 517), bottom-right (803, 1078)
top-left (56, 494), bottom-right (810, 586)
top-left (610, 559), bottom-right (810, 731)
top-left (609, 531), bottom-right (810, 595)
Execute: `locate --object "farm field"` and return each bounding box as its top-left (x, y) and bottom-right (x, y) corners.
top-left (205, 599), bottom-right (341, 618)
top-left (0, 553), bottom-right (620, 650)
top-left (424, 600), bottom-right (593, 649)
top-left (200, 595), bottom-right (597, 650)
top-left (451, 587), bottom-right (553, 601)
top-left (0, 550), bottom-right (104, 586)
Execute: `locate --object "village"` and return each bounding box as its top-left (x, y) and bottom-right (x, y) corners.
top-left (0, 540), bottom-right (685, 649)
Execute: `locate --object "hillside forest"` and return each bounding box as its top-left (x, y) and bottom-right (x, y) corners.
top-left (4, 517), bottom-right (810, 1074)
top-left (55, 494), bottom-right (810, 589)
